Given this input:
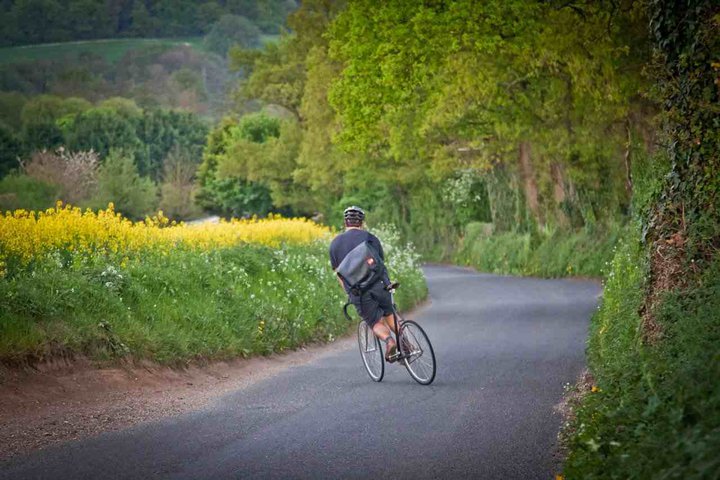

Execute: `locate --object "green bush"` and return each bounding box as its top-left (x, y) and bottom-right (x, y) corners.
top-left (0, 174), bottom-right (59, 211)
top-left (91, 149), bottom-right (157, 219)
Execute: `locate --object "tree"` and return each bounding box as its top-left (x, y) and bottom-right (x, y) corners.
top-left (0, 92), bottom-right (28, 131)
top-left (20, 95), bottom-right (91, 127)
top-left (97, 97), bottom-right (143, 119)
top-left (129, 0), bottom-right (159, 36)
top-left (327, 0), bottom-right (643, 229)
top-left (65, 107), bottom-right (141, 160)
top-left (93, 149), bottom-right (157, 219)
top-left (135, 109), bottom-right (208, 181)
top-left (155, 0), bottom-right (201, 36)
top-left (22, 122), bottom-right (64, 152)
top-left (9, 0), bottom-right (67, 44)
top-left (0, 123), bottom-right (22, 178)
top-left (68, 0), bottom-right (114, 39)
top-left (196, 115), bottom-right (276, 216)
top-left (204, 14), bottom-right (262, 57)
top-left (197, 2), bottom-right (225, 33)
top-left (159, 146), bottom-right (201, 220)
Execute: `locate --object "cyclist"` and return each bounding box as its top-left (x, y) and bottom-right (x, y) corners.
top-left (329, 206), bottom-right (399, 361)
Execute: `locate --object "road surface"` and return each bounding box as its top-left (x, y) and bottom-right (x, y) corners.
top-left (0, 265), bottom-right (601, 479)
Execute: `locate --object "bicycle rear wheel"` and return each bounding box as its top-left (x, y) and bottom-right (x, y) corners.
top-left (400, 320), bottom-right (436, 385)
top-left (357, 321), bottom-right (384, 382)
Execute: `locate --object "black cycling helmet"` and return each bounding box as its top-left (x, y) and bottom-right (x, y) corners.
top-left (343, 205), bottom-right (365, 226)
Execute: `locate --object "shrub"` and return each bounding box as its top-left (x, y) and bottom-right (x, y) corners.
top-left (203, 14), bottom-right (262, 57)
top-left (0, 174), bottom-right (59, 211)
top-left (92, 149), bottom-right (157, 219)
top-left (23, 148), bottom-right (98, 204)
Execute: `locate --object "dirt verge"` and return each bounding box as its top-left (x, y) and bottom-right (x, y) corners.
top-left (0, 299), bottom-right (431, 462)
top-left (0, 336), bottom-right (356, 461)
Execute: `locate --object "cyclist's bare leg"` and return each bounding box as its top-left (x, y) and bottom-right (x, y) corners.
top-left (372, 314), bottom-right (397, 344)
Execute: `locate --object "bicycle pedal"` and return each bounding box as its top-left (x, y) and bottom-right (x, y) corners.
top-left (387, 352), bottom-right (401, 362)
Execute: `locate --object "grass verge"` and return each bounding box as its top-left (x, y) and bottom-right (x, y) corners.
top-left (561, 224), bottom-right (720, 478)
top-left (0, 211), bottom-right (427, 366)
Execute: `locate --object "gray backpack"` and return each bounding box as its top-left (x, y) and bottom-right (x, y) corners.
top-left (335, 241), bottom-right (386, 295)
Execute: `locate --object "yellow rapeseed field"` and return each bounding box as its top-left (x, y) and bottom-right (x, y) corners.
top-left (0, 202), bottom-right (331, 265)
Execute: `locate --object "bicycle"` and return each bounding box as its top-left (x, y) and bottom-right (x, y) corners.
top-left (343, 282), bottom-right (436, 385)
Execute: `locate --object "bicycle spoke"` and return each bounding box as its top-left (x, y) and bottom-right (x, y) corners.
top-left (401, 321), bottom-right (436, 385)
top-left (358, 321), bottom-right (384, 382)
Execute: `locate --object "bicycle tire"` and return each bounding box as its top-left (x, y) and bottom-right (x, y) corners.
top-left (357, 321), bottom-right (384, 382)
top-left (400, 320), bottom-right (436, 385)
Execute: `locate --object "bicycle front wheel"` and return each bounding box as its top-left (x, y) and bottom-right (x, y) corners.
top-left (357, 321), bottom-right (384, 382)
top-left (400, 320), bottom-right (436, 385)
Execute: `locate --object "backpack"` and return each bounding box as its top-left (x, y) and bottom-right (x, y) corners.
top-left (335, 241), bottom-right (386, 295)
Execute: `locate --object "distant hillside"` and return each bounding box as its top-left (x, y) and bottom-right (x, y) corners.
top-left (0, 0), bottom-right (296, 47)
top-left (0, 38), bottom-right (204, 64)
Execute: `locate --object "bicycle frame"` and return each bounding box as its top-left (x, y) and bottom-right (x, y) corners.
top-left (343, 290), bottom-right (408, 362)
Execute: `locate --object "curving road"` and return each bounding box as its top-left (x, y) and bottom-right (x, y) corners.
top-left (0, 265), bottom-right (601, 480)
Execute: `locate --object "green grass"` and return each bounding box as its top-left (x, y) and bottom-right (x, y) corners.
top-left (0, 37), bottom-right (206, 65)
top-left (0, 227), bottom-right (427, 366)
top-left (453, 222), bottom-right (623, 278)
top-left (562, 225), bottom-right (720, 478)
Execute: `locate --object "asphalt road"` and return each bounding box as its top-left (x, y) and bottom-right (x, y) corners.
top-left (1, 265), bottom-right (601, 480)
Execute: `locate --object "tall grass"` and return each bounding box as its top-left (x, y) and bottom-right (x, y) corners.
top-left (454, 222), bottom-right (623, 278)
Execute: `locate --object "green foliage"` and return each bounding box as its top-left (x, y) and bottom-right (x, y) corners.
top-left (197, 177), bottom-right (273, 217)
top-left (20, 94), bottom-right (91, 126)
top-left (0, 0), bottom-right (296, 47)
top-left (455, 222), bottom-right (622, 278)
top-left (0, 92), bottom-right (28, 129)
top-left (0, 124), bottom-right (22, 178)
top-left (563, 3), bottom-right (720, 476)
top-left (0, 174), bottom-right (59, 211)
top-left (0, 42), bottom-right (234, 119)
top-left (197, 112), bottom-right (298, 216)
top-left (158, 147), bottom-right (201, 220)
top-left (644, 0), bottom-right (720, 255)
top-left (22, 121), bottom-right (64, 152)
top-left (565, 233), bottom-right (720, 478)
top-left (0, 231), bottom-right (426, 365)
top-left (204, 14), bottom-right (262, 57)
top-left (92, 150), bottom-right (157, 219)
top-left (65, 106), bottom-right (142, 158)
top-left (135, 109), bottom-right (209, 181)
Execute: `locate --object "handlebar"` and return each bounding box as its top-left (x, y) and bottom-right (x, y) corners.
top-left (343, 302), bottom-right (353, 322)
top-left (385, 281), bottom-right (400, 291)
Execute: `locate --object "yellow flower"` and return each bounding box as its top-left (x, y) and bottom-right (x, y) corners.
top-left (0, 202), bottom-right (330, 266)
top-left (591, 385), bottom-right (601, 393)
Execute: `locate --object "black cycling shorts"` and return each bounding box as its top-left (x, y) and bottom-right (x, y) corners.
top-left (351, 281), bottom-right (394, 327)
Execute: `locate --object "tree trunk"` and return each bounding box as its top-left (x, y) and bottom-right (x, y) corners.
top-left (518, 141), bottom-right (540, 225)
top-left (551, 162), bottom-right (569, 228)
